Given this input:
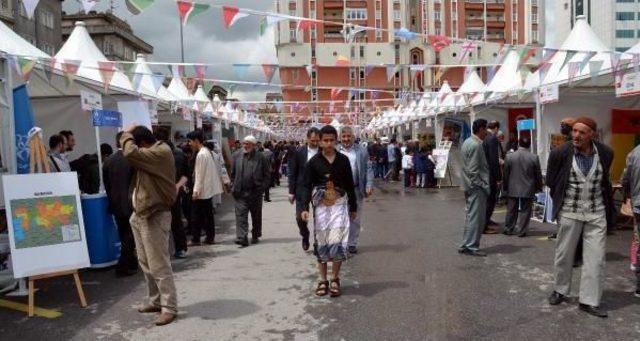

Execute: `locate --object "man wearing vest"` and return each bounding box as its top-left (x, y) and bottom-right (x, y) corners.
top-left (546, 117), bottom-right (614, 318)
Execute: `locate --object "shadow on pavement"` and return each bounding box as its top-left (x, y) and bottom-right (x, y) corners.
top-left (343, 280), bottom-right (409, 297)
top-left (605, 252), bottom-right (628, 262)
top-left (357, 244), bottom-right (409, 254)
top-left (483, 244), bottom-right (533, 255)
top-left (603, 290), bottom-right (637, 312)
top-left (258, 237), bottom-right (301, 245)
top-left (181, 298), bottom-right (260, 320)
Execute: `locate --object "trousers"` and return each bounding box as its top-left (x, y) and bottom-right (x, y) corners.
top-left (485, 183), bottom-right (498, 229)
top-left (114, 214), bottom-right (137, 272)
top-left (348, 194), bottom-right (364, 247)
top-left (171, 197), bottom-right (187, 252)
top-left (235, 193), bottom-right (263, 240)
top-left (130, 211), bottom-right (177, 314)
top-left (504, 197), bottom-right (533, 235)
top-left (553, 214), bottom-right (606, 307)
top-left (295, 199), bottom-right (310, 241)
top-left (192, 198), bottom-right (215, 243)
top-left (460, 188), bottom-right (487, 251)
top-left (416, 172), bottom-right (426, 188)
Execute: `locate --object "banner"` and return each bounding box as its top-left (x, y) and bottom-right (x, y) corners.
top-left (13, 85), bottom-right (35, 175)
top-left (538, 84), bottom-right (559, 104)
top-left (616, 72), bottom-right (640, 98)
top-left (92, 110), bottom-right (123, 128)
top-left (80, 90), bottom-right (103, 111)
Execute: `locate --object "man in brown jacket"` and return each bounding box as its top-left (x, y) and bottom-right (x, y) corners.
top-left (120, 126), bottom-right (178, 326)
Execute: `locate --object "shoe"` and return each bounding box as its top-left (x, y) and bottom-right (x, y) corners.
top-left (548, 291), bottom-right (566, 305)
top-left (483, 227), bottom-right (499, 234)
top-left (187, 241), bottom-right (201, 247)
top-left (634, 289), bottom-right (640, 298)
top-left (115, 269), bottom-right (137, 277)
top-left (548, 233), bottom-right (557, 240)
top-left (265, 199), bottom-right (272, 202)
top-left (348, 246), bottom-right (358, 254)
top-left (251, 237), bottom-right (260, 244)
top-left (579, 304), bottom-right (608, 318)
top-left (302, 238), bottom-right (310, 251)
top-left (154, 312), bottom-right (177, 326)
top-left (138, 304), bottom-right (161, 313)
top-left (488, 220), bottom-right (499, 226)
top-left (174, 250), bottom-right (188, 259)
top-left (502, 230), bottom-right (513, 236)
top-left (235, 238), bottom-right (249, 247)
top-left (458, 248), bottom-right (487, 257)
top-left (518, 233), bottom-right (527, 238)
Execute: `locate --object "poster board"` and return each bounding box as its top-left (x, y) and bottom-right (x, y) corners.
top-left (117, 100), bottom-right (152, 129)
top-left (3, 173), bottom-right (89, 278)
top-left (616, 72), bottom-right (640, 98)
top-left (539, 84), bottom-right (560, 104)
top-left (433, 140), bottom-right (452, 179)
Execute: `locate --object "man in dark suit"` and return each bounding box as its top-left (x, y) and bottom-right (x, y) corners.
top-left (502, 137), bottom-right (543, 237)
top-left (483, 120), bottom-right (502, 234)
top-left (103, 132), bottom-right (137, 277)
top-left (288, 127), bottom-right (320, 251)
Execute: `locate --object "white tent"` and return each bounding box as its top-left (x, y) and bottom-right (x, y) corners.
top-left (472, 50), bottom-right (524, 105)
top-left (428, 81), bottom-right (454, 114)
top-left (440, 70), bottom-right (486, 111)
top-left (132, 54), bottom-right (176, 102)
top-left (0, 20), bottom-right (49, 58)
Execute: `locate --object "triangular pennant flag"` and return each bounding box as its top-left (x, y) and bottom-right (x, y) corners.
top-left (371, 90), bottom-right (380, 100)
top-left (297, 19), bottom-right (316, 31)
top-left (365, 65), bottom-right (375, 77)
top-left (171, 64), bottom-right (184, 78)
top-left (17, 57), bottom-right (37, 82)
top-left (126, 0), bottom-right (154, 15)
top-left (538, 62), bottom-right (552, 84)
top-left (520, 48), bottom-right (537, 65)
top-left (336, 55), bottom-right (350, 67)
top-left (386, 65), bottom-right (396, 82)
top-left (62, 59), bottom-right (82, 87)
top-left (567, 61), bottom-right (581, 85)
top-left (434, 67), bottom-right (447, 83)
top-left (266, 15), bottom-right (287, 26)
top-left (395, 27), bottom-right (418, 41)
top-left (519, 66), bottom-right (531, 86)
top-left (194, 64), bottom-right (207, 84)
top-left (177, 1), bottom-right (210, 26)
top-left (459, 41), bottom-right (476, 63)
top-left (203, 80), bottom-right (214, 95)
top-left (98, 61), bottom-right (116, 92)
top-left (184, 77), bottom-right (197, 93)
top-left (428, 35), bottom-right (451, 53)
top-left (516, 89), bottom-right (527, 101)
top-left (39, 57), bottom-right (54, 83)
top-left (259, 17), bottom-right (268, 36)
top-left (588, 60), bottom-right (604, 81)
top-left (542, 48), bottom-right (559, 63)
top-left (21, 0), bottom-right (40, 19)
top-left (262, 64), bottom-right (277, 83)
top-left (232, 64), bottom-right (250, 79)
top-left (228, 84), bottom-right (237, 96)
top-left (82, 0), bottom-right (99, 13)
top-left (222, 6), bottom-right (250, 29)
top-left (132, 70), bottom-right (144, 91)
top-left (305, 64), bottom-right (314, 77)
top-left (610, 52), bottom-right (622, 78)
top-left (331, 88), bottom-right (342, 100)
top-left (579, 51), bottom-right (597, 71)
top-left (483, 91), bottom-right (493, 103)
top-left (122, 61), bottom-right (137, 79)
top-left (151, 73), bottom-right (165, 94)
top-left (560, 50), bottom-right (577, 71)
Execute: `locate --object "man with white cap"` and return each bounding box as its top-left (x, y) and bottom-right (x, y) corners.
top-left (230, 135), bottom-right (271, 247)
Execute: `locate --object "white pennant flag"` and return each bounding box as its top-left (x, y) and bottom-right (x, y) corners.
top-left (82, 0), bottom-right (99, 13)
top-left (21, 0), bottom-right (40, 19)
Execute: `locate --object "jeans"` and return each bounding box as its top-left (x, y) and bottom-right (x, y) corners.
top-left (416, 172), bottom-right (426, 188)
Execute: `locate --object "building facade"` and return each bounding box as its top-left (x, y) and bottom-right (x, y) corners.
top-left (547, 0), bottom-right (640, 52)
top-left (1, 0), bottom-right (64, 55)
top-left (275, 0), bottom-right (543, 122)
top-left (61, 11), bottom-right (153, 61)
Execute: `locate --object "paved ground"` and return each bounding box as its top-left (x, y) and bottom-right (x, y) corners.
top-left (1, 180), bottom-right (640, 340)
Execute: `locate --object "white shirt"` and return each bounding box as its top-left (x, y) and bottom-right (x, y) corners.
top-left (402, 154), bottom-right (414, 169)
top-left (339, 144), bottom-right (359, 184)
top-left (193, 147), bottom-right (223, 199)
top-left (307, 146), bottom-right (318, 162)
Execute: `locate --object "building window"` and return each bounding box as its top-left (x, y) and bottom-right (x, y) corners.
top-left (434, 11), bottom-right (440, 21)
top-left (311, 70), bottom-right (317, 80)
top-left (617, 0), bottom-right (634, 3)
top-left (39, 9), bottom-right (55, 29)
top-left (376, 9), bottom-right (381, 20)
top-left (531, 13), bottom-right (538, 24)
top-left (311, 27), bottom-right (316, 39)
top-left (310, 9), bottom-right (316, 19)
top-left (616, 12), bottom-right (635, 20)
top-left (359, 69), bottom-right (365, 81)
top-left (359, 45), bottom-right (365, 58)
top-left (292, 69), bottom-right (299, 81)
top-left (290, 29), bottom-right (297, 42)
top-left (617, 29), bottom-right (635, 38)
top-left (376, 29), bottom-right (383, 40)
top-left (394, 43), bottom-right (400, 60)
top-left (346, 8), bottom-right (367, 20)
top-left (311, 89), bottom-right (317, 101)
top-left (350, 46), bottom-right (355, 58)
top-left (616, 47), bottom-right (630, 52)
top-left (289, 9), bottom-right (296, 17)
top-left (394, 10), bottom-right (401, 21)
top-left (350, 68), bottom-right (356, 80)
top-left (311, 46), bottom-right (316, 58)
top-left (532, 30), bottom-right (539, 42)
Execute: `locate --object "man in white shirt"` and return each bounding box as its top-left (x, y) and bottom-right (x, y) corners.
top-left (187, 130), bottom-right (223, 246)
top-left (339, 126), bottom-right (373, 254)
top-left (48, 134), bottom-right (71, 172)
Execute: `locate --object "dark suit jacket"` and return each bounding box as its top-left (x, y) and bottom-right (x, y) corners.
top-left (546, 141), bottom-right (615, 227)
top-left (503, 148), bottom-right (543, 198)
top-left (102, 150), bottom-right (133, 218)
top-left (230, 149), bottom-right (270, 196)
top-left (483, 131), bottom-right (502, 184)
top-left (288, 146), bottom-right (310, 197)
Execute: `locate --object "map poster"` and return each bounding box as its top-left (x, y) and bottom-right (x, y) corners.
top-left (3, 173), bottom-right (89, 278)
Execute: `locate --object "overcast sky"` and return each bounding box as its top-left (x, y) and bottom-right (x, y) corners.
top-left (63, 0), bottom-right (279, 101)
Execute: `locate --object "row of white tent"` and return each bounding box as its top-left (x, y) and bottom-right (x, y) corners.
top-left (368, 16), bottom-right (640, 132)
top-left (0, 20), bottom-right (273, 137)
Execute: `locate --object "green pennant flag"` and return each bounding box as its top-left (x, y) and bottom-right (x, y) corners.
top-left (203, 80), bottom-right (215, 95)
top-left (177, 1), bottom-right (210, 26)
top-left (560, 50), bottom-right (577, 71)
top-left (126, 0), bottom-right (155, 15)
top-left (259, 17), bottom-right (268, 36)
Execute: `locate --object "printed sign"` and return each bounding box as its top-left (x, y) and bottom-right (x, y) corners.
top-left (80, 90), bottom-right (103, 111)
top-left (538, 84), bottom-right (559, 104)
top-left (92, 110), bottom-right (122, 128)
top-left (616, 72), bottom-right (640, 98)
top-left (517, 119), bottom-right (536, 131)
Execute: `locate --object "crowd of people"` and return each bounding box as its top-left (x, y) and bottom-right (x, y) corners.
top-left (366, 137), bottom-right (437, 188)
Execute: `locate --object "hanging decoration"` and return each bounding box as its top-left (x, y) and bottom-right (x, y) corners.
top-left (126, 0), bottom-right (155, 15)
top-left (81, 0), bottom-right (99, 13)
top-left (177, 1), bottom-right (211, 26)
top-left (428, 35), bottom-right (451, 53)
top-left (98, 61), bottom-right (116, 91)
top-left (17, 57), bottom-right (36, 82)
top-left (21, 0), bottom-right (40, 20)
top-left (61, 59), bottom-right (81, 87)
top-left (261, 64), bottom-right (277, 83)
top-left (222, 6), bottom-right (250, 29)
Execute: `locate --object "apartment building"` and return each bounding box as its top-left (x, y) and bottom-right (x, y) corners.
top-left (0, 0), bottom-right (64, 55)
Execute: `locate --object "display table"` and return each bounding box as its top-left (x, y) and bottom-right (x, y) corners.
top-left (81, 193), bottom-right (120, 268)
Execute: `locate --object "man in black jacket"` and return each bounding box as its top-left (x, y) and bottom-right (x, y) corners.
top-left (288, 127), bottom-right (320, 251)
top-left (483, 121), bottom-right (502, 234)
top-left (103, 132), bottom-right (137, 277)
top-left (546, 117), bottom-right (614, 318)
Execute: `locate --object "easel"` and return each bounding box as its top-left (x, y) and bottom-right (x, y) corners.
top-left (21, 128), bottom-right (87, 317)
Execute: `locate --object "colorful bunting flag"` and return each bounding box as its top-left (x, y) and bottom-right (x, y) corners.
top-left (386, 65), bottom-right (396, 82)
top-left (567, 61), bottom-right (581, 85)
top-left (222, 6), bottom-right (250, 29)
top-left (21, 0), bottom-right (40, 19)
top-left (578, 51), bottom-right (597, 71)
top-left (538, 62), bottom-right (552, 84)
top-left (262, 64), bottom-right (277, 83)
top-left (560, 50), bottom-right (577, 71)
top-left (428, 35), bottom-right (451, 53)
top-left (131, 70), bottom-right (144, 91)
top-left (395, 27), bottom-right (418, 41)
top-left (459, 41), bottom-right (476, 63)
top-left (126, 0), bottom-right (155, 15)
top-left (610, 52), bottom-right (622, 79)
top-left (434, 67), bottom-right (447, 83)
top-left (259, 17), bottom-right (268, 36)
top-left (542, 48), bottom-right (559, 63)
top-left (203, 80), bottom-right (214, 94)
top-left (519, 48), bottom-right (537, 65)
top-left (335, 55), bottom-right (350, 67)
top-left (364, 65), bottom-right (375, 77)
top-left (39, 57), bottom-right (54, 83)
top-left (98, 61), bottom-right (116, 92)
top-left (305, 64), bottom-right (314, 77)
top-left (194, 64), bottom-right (207, 84)
top-left (17, 57), bottom-right (36, 82)
top-left (331, 88), bottom-right (342, 100)
top-left (177, 1), bottom-right (210, 26)
top-left (151, 73), bottom-right (165, 93)
top-left (297, 19), bottom-right (316, 31)
top-left (588, 60), bottom-right (604, 81)
top-left (62, 59), bottom-right (81, 87)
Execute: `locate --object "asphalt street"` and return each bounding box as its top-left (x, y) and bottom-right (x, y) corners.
top-left (1, 180), bottom-right (640, 340)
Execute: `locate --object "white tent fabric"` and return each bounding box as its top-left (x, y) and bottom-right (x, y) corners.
top-left (428, 81), bottom-right (454, 114)
top-left (440, 71), bottom-right (486, 109)
top-left (167, 77), bottom-right (193, 102)
top-left (0, 20), bottom-right (49, 58)
top-left (54, 21), bottom-right (134, 92)
top-left (474, 50), bottom-right (523, 104)
top-left (132, 54), bottom-right (176, 101)
top-left (193, 85), bottom-right (210, 103)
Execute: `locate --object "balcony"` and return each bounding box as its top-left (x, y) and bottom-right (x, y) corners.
top-left (487, 20), bottom-right (505, 28)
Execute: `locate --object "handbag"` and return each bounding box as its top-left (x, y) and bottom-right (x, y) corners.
top-left (621, 198), bottom-right (634, 217)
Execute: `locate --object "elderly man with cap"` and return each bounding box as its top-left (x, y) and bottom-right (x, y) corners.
top-left (230, 135), bottom-right (271, 247)
top-left (546, 117), bottom-right (614, 318)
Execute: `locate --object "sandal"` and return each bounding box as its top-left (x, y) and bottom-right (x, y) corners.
top-left (329, 278), bottom-right (341, 297)
top-left (315, 280), bottom-right (329, 296)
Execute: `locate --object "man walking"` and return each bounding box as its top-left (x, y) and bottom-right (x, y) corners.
top-left (622, 142), bottom-right (640, 297)
top-left (458, 119), bottom-right (490, 257)
top-left (231, 135), bottom-right (271, 247)
top-left (187, 130), bottom-right (223, 246)
top-left (120, 126), bottom-right (178, 326)
top-left (546, 117), bottom-right (614, 318)
top-left (103, 132), bottom-right (137, 276)
top-left (339, 126), bottom-right (373, 254)
top-left (288, 127), bottom-right (320, 251)
top-left (502, 137), bottom-right (543, 237)
top-left (483, 121), bottom-right (502, 233)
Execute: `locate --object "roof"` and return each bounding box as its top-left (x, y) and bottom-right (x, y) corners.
top-left (0, 19), bottom-right (49, 58)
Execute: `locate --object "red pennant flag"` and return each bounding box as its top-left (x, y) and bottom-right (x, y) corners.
top-left (297, 19), bottom-right (316, 31)
top-left (262, 64), bottom-right (277, 83)
top-left (222, 6), bottom-right (249, 29)
top-left (428, 35), bottom-right (451, 53)
top-left (194, 64), bottom-right (207, 84)
top-left (331, 88), bottom-right (342, 100)
top-left (62, 59), bottom-right (82, 86)
top-left (98, 61), bottom-right (116, 92)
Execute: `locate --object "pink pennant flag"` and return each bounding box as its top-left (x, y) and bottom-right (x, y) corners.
top-left (297, 19), bottom-right (316, 31)
top-left (98, 61), bottom-right (117, 91)
top-left (262, 64), bottom-right (277, 83)
top-left (21, 0), bottom-right (40, 20)
top-left (331, 88), bottom-right (342, 100)
top-left (223, 6), bottom-right (250, 29)
top-left (194, 64), bottom-right (207, 84)
top-left (567, 61), bottom-right (581, 85)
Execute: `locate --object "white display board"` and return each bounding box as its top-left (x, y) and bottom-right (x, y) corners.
top-left (3, 173), bottom-right (89, 278)
top-left (433, 140), bottom-right (453, 179)
top-left (117, 100), bottom-right (152, 129)
top-left (616, 72), bottom-right (640, 98)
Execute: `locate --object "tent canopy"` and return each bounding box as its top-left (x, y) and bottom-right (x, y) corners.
top-left (0, 20), bottom-right (49, 58)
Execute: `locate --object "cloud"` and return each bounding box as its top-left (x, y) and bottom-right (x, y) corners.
top-left (63, 0), bottom-right (280, 100)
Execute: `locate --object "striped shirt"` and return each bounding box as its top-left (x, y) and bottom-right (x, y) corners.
top-left (575, 150), bottom-right (595, 176)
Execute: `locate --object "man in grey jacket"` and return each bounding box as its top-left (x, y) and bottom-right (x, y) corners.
top-left (622, 143), bottom-right (640, 298)
top-left (502, 137), bottom-right (543, 237)
top-left (339, 126), bottom-right (374, 254)
top-left (458, 119), bottom-right (490, 257)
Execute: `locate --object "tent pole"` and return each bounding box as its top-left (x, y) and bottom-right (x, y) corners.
top-left (535, 88), bottom-right (543, 156)
top-left (5, 57), bottom-right (16, 174)
top-left (95, 126), bottom-right (104, 193)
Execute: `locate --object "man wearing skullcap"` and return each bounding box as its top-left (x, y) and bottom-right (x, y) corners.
top-left (546, 117), bottom-right (614, 318)
top-left (230, 136), bottom-right (271, 247)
